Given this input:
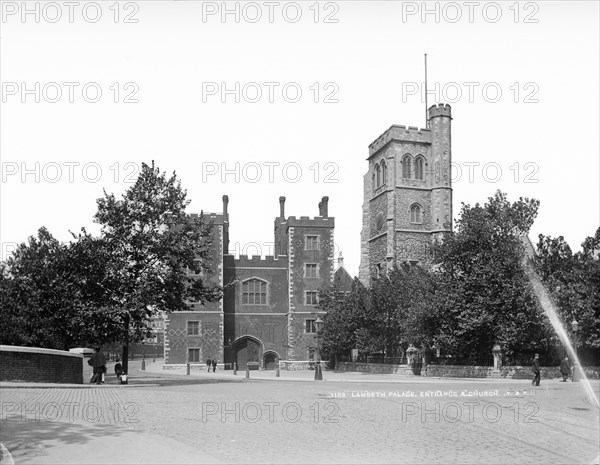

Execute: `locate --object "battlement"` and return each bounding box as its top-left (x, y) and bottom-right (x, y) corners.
top-left (286, 216), bottom-right (335, 228)
top-left (233, 254), bottom-right (289, 267)
top-left (368, 125), bottom-right (432, 157)
top-left (428, 103), bottom-right (452, 119)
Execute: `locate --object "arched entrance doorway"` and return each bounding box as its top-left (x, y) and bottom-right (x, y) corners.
top-left (233, 337), bottom-right (262, 370)
top-left (263, 351), bottom-right (279, 370)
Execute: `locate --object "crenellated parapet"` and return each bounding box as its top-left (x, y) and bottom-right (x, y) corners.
top-left (286, 216), bottom-right (335, 228)
top-left (369, 125), bottom-right (432, 157)
top-left (234, 254), bottom-right (289, 268)
top-left (428, 103), bottom-right (452, 119)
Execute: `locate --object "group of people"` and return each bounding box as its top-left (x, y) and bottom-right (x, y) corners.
top-left (88, 347), bottom-right (126, 384)
top-left (531, 354), bottom-right (575, 386)
top-left (206, 358), bottom-right (218, 372)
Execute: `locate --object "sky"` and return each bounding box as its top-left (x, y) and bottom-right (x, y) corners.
top-left (1, 0), bottom-right (599, 278)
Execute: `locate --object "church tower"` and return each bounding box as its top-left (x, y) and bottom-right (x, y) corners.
top-left (359, 104), bottom-right (453, 284)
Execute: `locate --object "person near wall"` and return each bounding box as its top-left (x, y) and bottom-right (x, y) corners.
top-left (88, 347), bottom-right (107, 385)
top-left (206, 358), bottom-right (211, 372)
top-left (559, 356), bottom-right (571, 382)
top-left (114, 358), bottom-right (124, 383)
top-left (212, 359), bottom-right (217, 372)
top-left (531, 353), bottom-right (541, 386)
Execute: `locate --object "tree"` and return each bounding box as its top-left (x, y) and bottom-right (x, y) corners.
top-left (577, 228), bottom-right (600, 351)
top-left (0, 228), bottom-right (121, 349)
top-left (94, 161), bottom-right (222, 371)
top-left (433, 191), bottom-right (552, 363)
top-left (318, 278), bottom-right (369, 365)
top-left (535, 228), bottom-right (600, 360)
top-left (318, 265), bottom-right (439, 364)
top-left (389, 264), bottom-right (439, 350)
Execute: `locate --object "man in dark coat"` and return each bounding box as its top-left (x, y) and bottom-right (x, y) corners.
top-left (89, 347), bottom-right (107, 384)
top-left (531, 354), bottom-right (541, 386)
top-left (211, 359), bottom-right (217, 372)
top-left (206, 358), bottom-right (211, 372)
top-left (560, 356), bottom-right (571, 382)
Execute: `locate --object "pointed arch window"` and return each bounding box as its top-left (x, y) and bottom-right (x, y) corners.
top-left (402, 155), bottom-right (412, 179)
top-left (410, 204), bottom-right (423, 224)
top-left (381, 160), bottom-right (387, 185)
top-left (375, 163), bottom-right (381, 188)
top-left (242, 278), bottom-right (268, 305)
top-left (414, 156), bottom-right (424, 180)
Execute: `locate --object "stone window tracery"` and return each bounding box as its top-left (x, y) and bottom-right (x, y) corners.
top-left (242, 278), bottom-right (268, 305)
top-left (410, 204), bottom-right (423, 224)
top-left (402, 155), bottom-right (412, 178)
top-left (414, 156), bottom-right (424, 180)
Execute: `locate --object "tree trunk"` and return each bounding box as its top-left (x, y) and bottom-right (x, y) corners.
top-left (122, 341), bottom-right (129, 374)
top-left (122, 316), bottom-right (130, 373)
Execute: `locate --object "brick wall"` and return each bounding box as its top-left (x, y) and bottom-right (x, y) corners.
top-left (164, 215), bottom-right (225, 365)
top-left (0, 346), bottom-right (83, 384)
top-left (287, 217), bottom-right (334, 360)
top-left (165, 312), bottom-right (223, 364)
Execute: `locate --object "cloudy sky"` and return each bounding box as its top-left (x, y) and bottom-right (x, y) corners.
top-left (1, 0), bottom-right (599, 277)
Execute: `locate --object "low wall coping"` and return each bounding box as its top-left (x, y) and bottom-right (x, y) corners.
top-left (1, 345), bottom-right (83, 359)
top-left (69, 347), bottom-right (95, 355)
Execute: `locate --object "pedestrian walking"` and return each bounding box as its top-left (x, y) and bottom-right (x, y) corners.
top-left (531, 353), bottom-right (541, 386)
top-left (560, 356), bottom-right (571, 382)
top-left (212, 359), bottom-right (217, 372)
top-left (88, 347), bottom-right (107, 385)
top-left (206, 358), bottom-right (211, 372)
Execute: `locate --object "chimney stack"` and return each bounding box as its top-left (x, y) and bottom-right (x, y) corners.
top-left (319, 196), bottom-right (329, 217)
top-left (279, 196), bottom-right (286, 218)
top-left (222, 195), bottom-right (229, 216)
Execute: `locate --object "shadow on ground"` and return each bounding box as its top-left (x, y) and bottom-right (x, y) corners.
top-left (2, 419), bottom-right (135, 463)
top-left (127, 376), bottom-right (241, 387)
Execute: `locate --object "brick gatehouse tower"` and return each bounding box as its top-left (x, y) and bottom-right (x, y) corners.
top-left (164, 196), bottom-right (342, 369)
top-left (359, 103), bottom-right (453, 283)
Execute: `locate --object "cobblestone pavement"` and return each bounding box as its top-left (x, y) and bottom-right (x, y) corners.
top-left (1, 367), bottom-right (598, 464)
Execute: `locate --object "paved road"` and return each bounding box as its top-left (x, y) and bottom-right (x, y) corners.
top-left (1, 363), bottom-right (598, 464)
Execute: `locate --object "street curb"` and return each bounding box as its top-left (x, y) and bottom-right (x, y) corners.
top-left (0, 382), bottom-right (161, 389)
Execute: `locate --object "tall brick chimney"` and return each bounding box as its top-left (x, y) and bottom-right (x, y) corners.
top-left (222, 194), bottom-right (229, 254)
top-left (319, 196), bottom-right (329, 217)
top-left (279, 196), bottom-right (286, 218)
top-left (222, 195), bottom-right (229, 216)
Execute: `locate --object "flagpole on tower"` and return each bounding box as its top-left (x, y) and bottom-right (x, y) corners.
top-left (424, 53), bottom-right (429, 128)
